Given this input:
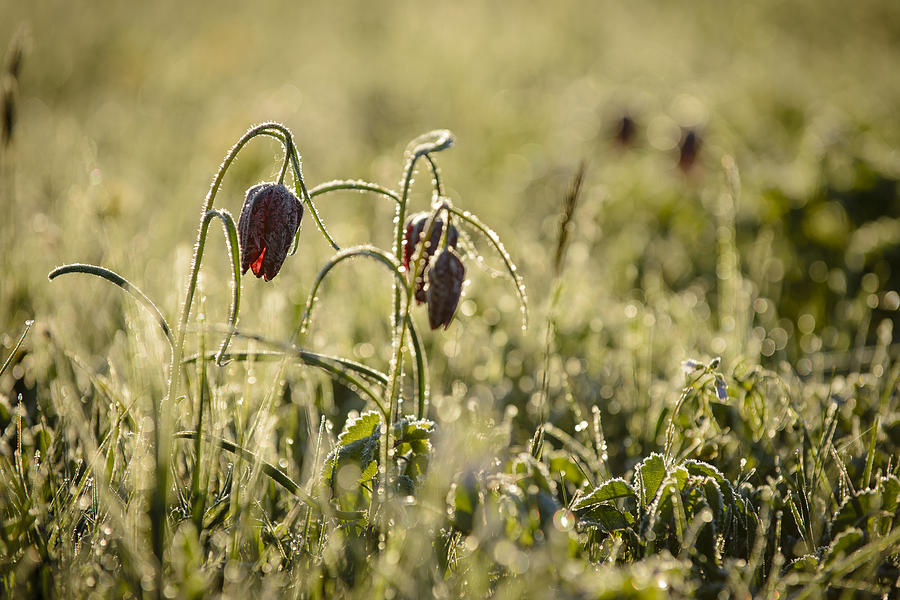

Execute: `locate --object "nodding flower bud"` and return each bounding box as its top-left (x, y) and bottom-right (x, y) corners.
top-left (403, 212), bottom-right (459, 304)
top-left (238, 183), bottom-right (303, 281)
top-left (427, 249), bottom-right (465, 330)
top-left (613, 115), bottom-right (636, 147)
top-left (678, 129), bottom-right (701, 172)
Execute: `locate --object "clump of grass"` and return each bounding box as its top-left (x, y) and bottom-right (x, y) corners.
top-left (8, 122), bottom-right (526, 597)
top-left (1, 116), bottom-right (899, 599)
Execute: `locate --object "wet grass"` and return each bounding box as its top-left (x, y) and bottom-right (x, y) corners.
top-left (2, 1), bottom-right (900, 597)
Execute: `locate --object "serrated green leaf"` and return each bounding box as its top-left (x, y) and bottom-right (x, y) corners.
top-left (324, 435), bottom-right (380, 490)
top-left (671, 465), bottom-right (689, 491)
top-left (511, 452), bottom-right (556, 495)
top-left (394, 416), bottom-right (435, 443)
top-left (786, 554), bottom-right (819, 573)
top-left (829, 489), bottom-right (880, 538)
top-left (880, 474), bottom-right (900, 513)
top-left (409, 439), bottom-right (432, 455)
top-left (683, 460), bottom-right (727, 485)
top-left (700, 477), bottom-right (725, 526)
top-left (358, 460), bottom-right (378, 484)
top-left (339, 411), bottom-right (382, 445)
top-left (823, 527), bottom-right (865, 567)
top-left (685, 459), bottom-right (736, 508)
top-left (322, 411), bottom-right (382, 486)
top-left (580, 503), bottom-right (635, 531)
top-left (635, 453), bottom-right (667, 508)
top-left (572, 478), bottom-right (636, 511)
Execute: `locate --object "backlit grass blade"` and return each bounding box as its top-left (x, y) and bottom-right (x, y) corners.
top-left (48, 264), bottom-right (172, 347)
top-left (184, 348), bottom-right (386, 385)
top-left (203, 208), bottom-right (241, 366)
top-left (0, 319), bottom-right (32, 377)
top-left (173, 430), bottom-right (365, 521)
top-left (862, 416), bottom-right (879, 490)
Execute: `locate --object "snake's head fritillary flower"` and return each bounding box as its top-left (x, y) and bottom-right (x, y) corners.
top-left (426, 249), bottom-right (465, 330)
top-left (678, 129), bottom-right (701, 172)
top-left (238, 183), bottom-right (303, 281)
top-left (614, 114), bottom-right (637, 147)
top-left (403, 212), bottom-right (459, 304)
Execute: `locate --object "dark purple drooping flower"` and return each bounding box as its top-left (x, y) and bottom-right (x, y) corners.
top-left (238, 183), bottom-right (303, 281)
top-left (403, 212), bottom-right (459, 304)
top-left (426, 249), bottom-right (465, 330)
top-left (678, 129), bottom-right (702, 172)
top-left (613, 115), bottom-right (637, 147)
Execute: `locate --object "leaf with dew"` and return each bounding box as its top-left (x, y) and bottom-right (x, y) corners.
top-left (573, 478), bottom-right (637, 512)
top-left (634, 453), bottom-right (668, 509)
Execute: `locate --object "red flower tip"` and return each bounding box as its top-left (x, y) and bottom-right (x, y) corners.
top-left (238, 183), bottom-right (303, 282)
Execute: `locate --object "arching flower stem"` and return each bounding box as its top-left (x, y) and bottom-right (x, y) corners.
top-left (380, 201), bottom-right (451, 509)
top-left (156, 122), bottom-right (330, 575)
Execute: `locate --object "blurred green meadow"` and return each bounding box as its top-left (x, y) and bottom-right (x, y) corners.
top-left (2, 0), bottom-right (900, 598)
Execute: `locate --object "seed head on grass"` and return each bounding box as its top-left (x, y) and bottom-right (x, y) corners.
top-left (238, 183), bottom-right (303, 281)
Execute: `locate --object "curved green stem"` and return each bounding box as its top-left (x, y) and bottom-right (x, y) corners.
top-left (202, 209), bottom-right (241, 366)
top-left (407, 319), bottom-right (428, 418)
top-left (186, 349), bottom-right (386, 415)
top-left (381, 131), bottom-right (453, 512)
top-left (393, 131), bottom-right (455, 327)
top-left (309, 179), bottom-right (401, 204)
top-left (160, 122), bottom-right (306, 571)
top-left (284, 133), bottom-right (340, 252)
top-left (423, 153), bottom-right (444, 199)
top-left (185, 345), bottom-right (388, 386)
top-left (277, 141), bottom-right (291, 185)
top-left (395, 129), bottom-right (454, 271)
top-left (380, 204), bottom-right (448, 508)
top-left (294, 245), bottom-right (409, 341)
top-left (170, 123), bottom-right (290, 392)
top-left (291, 245), bottom-right (431, 420)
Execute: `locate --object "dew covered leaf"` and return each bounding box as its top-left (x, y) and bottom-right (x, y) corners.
top-left (572, 478), bottom-right (636, 512)
top-left (580, 503), bottom-right (635, 532)
top-left (634, 453), bottom-right (667, 508)
top-left (829, 489), bottom-right (884, 539)
top-left (823, 527), bottom-right (865, 567)
top-left (321, 411), bottom-right (382, 487)
top-left (879, 474), bottom-right (900, 513)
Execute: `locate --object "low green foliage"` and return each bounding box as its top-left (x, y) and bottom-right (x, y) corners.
top-left (2, 2), bottom-right (900, 598)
